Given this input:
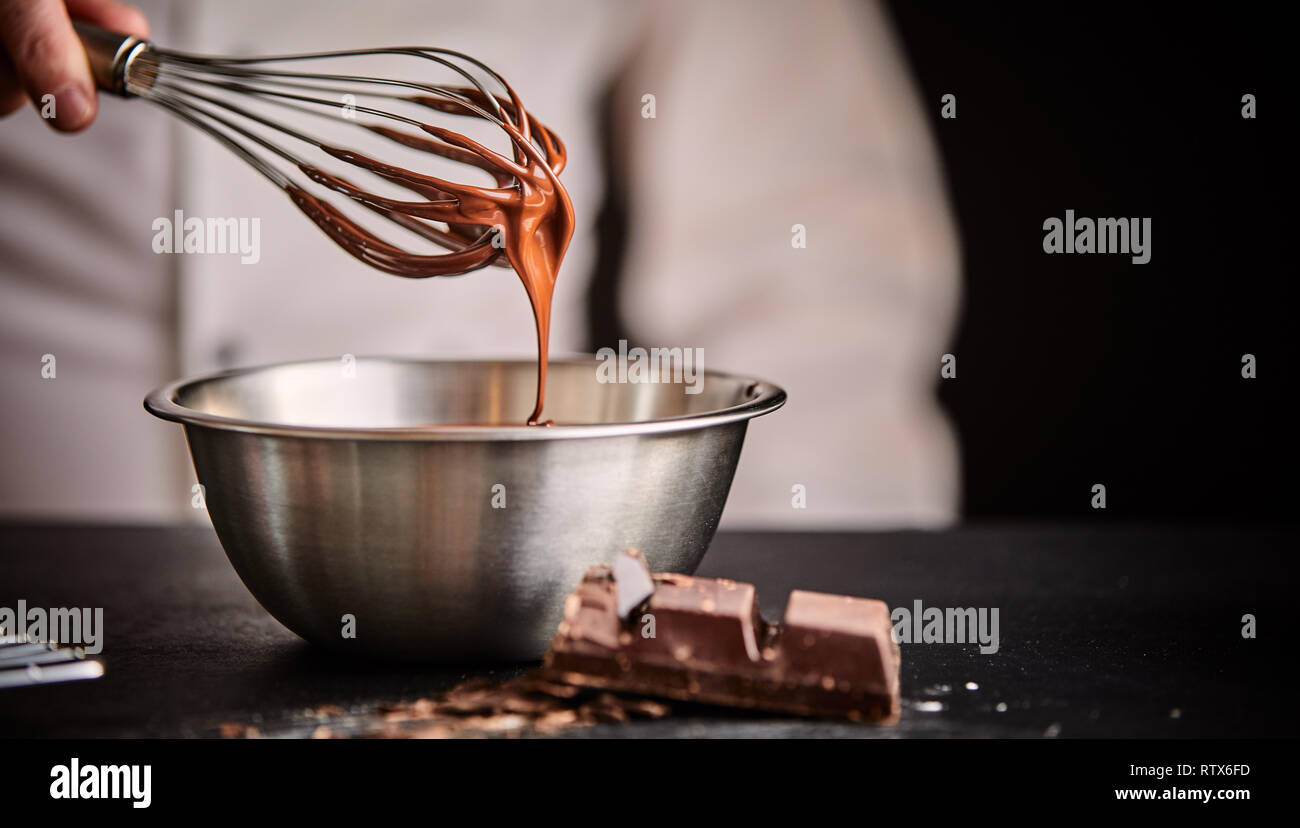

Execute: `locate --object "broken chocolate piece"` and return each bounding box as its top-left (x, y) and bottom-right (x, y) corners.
top-left (541, 566), bottom-right (900, 723)
top-left (613, 549), bottom-right (656, 620)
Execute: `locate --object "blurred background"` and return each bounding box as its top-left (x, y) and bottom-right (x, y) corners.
top-left (887, 2), bottom-right (1293, 520)
top-left (0, 1), bottom-right (1290, 527)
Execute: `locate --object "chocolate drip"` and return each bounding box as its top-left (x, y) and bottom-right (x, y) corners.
top-left (288, 83), bottom-right (574, 425)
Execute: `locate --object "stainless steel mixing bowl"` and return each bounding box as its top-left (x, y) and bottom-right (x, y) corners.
top-left (145, 357), bottom-right (785, 661)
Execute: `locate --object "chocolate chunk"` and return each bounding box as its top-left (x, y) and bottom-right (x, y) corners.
top-left (541, 565), bottom-right (900, 722)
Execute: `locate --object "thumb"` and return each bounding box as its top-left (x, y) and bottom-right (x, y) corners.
top-left (0, 0), bottom-right (97, 131)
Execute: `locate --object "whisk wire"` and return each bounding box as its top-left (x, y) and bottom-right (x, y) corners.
top-left (88, 28), bottom-right (568, 274)
top-left (144, 45), bottom-right (516, 125)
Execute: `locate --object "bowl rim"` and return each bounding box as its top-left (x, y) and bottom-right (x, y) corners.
top-left (144, 355), bottom-right (787, 441)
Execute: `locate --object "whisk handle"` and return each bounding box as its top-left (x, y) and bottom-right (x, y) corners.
top-left (73, 22), bottom-right (149, 96)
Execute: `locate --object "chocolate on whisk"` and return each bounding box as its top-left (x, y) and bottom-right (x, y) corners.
top-left (77, 23), bottom-right (574, 424)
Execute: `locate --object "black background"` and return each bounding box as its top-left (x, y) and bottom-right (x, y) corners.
top-left (883, 2), bottom-right (1293, 520)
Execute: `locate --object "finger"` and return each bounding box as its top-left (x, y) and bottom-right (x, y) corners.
top-left (66, 0), bottom-right (149, 39)
top-left (0, 0), bottom-right (97, 131)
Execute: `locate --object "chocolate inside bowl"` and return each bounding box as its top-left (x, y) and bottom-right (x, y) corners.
top-left (145, 357), bottom-right (785, 661)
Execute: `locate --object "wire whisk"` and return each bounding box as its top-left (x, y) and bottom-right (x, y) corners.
top-left (73, 22), bottom-right (574, 281)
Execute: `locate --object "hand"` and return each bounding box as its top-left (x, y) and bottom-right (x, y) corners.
top-left (0, 0), bottom-right (148, 131)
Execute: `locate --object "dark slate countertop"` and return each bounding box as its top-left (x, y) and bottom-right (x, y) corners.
top-left (0, 522), bottom-right (1290, 738)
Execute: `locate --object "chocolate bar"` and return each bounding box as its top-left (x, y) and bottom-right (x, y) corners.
top-left (541, 552), bottom-right (900, 722)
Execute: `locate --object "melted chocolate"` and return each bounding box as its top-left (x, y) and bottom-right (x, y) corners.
top-left (288, 83), bottom-right (574, 425)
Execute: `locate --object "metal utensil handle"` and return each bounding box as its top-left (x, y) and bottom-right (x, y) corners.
top-left (0, 660), bottom-right (104, 689)
top-left (73, 21), bottom-right (149, 95)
